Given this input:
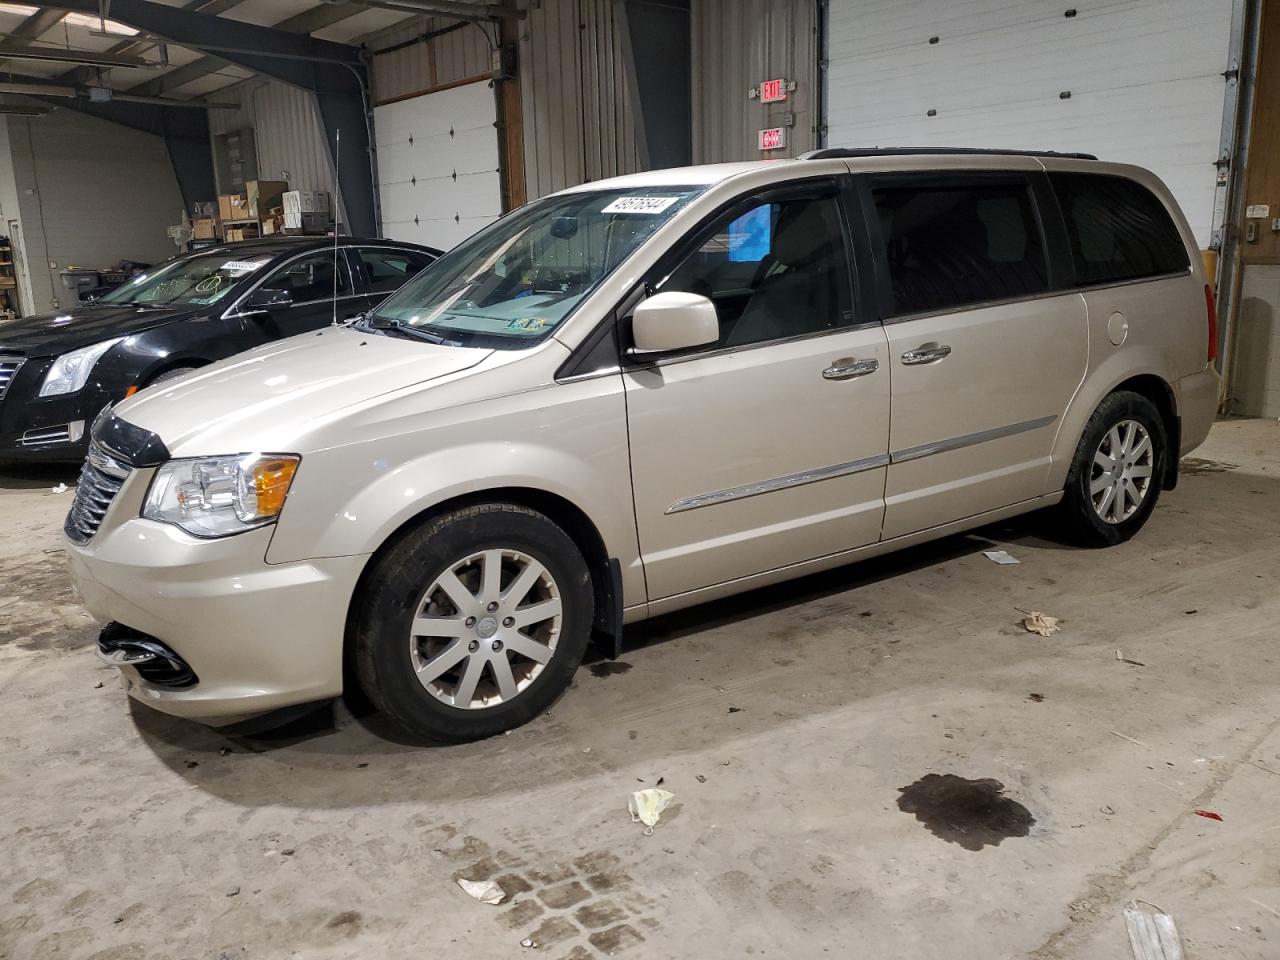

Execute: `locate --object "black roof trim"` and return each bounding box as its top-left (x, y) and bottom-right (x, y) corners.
top-left (800, 147), bottom-right (1099, 161)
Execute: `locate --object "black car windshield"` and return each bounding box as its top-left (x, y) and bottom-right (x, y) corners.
top-left (367, 186), bottom-right (704, 345)
top-left (96, 251), bottom-right (275, 307)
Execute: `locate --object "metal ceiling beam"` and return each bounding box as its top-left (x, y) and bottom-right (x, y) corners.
top-left (0, 77), bottom-right (232, 107)
top-left (125, 4), bottom-right (370, 98)
top-left (2, 6), bottom-right (68, 39)
top-left (332, 0), bottom-right (522, 21)
top-left (0, 6), bottom-right (68, 70)
top-left (58, 0), bottom-right (246, 86)
top-left (0, 41), bottom-right (157, 68)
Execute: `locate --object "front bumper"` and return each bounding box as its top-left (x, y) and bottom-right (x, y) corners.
top-left (65, 478), bottom-right (369, 725)
top-left (0, 357), bottom-right (100, 463)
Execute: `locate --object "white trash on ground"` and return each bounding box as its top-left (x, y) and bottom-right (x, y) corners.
top-left (983, 550), bottom-right (1021, 565)
top-left (51, 483), bottom-right (68, 494)
top-left (1020, 611), bottom-right (1061, 636)
top-left (629, 788), bottom-right (675, 835)
top-left (456, 877), bottom-right (506, 905)
top-left (1123, 900), bottom-right (1183, 960)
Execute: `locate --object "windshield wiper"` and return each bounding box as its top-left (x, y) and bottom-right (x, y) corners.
top-left (364, 316), bottom-right (454, 345)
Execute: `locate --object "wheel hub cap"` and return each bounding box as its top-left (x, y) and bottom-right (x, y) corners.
top-left (408, 548), bottom-right (562, 710)
top-left (1089, 419), bottom-right (1154, 525)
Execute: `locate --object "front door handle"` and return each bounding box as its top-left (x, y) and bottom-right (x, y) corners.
top-left (901, 342), bottom-right (952, 365)
top-left (822, 357), bottom-right (880, 381)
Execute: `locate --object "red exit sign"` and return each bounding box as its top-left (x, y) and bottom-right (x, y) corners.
top-left (758, 127), bottom-right (787, 151)
top-left (759, 78), bottom-right (787, 103)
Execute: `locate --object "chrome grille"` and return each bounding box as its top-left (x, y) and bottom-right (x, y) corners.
top-left (65, 442), bottom-right (131, 543)
top-left (0, 355), bottom-right (22, 400)
top-left (21, 424), bottom-right (71, 447)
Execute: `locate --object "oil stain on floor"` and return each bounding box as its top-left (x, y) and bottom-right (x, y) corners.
top-left (897, 774), bottom-right (1035, 851)
top-left (588, 661), bottom-right (633, 678)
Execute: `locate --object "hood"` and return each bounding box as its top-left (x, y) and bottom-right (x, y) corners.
top-left (0, 303), bottom-right (200, 357)
top-left (114, 325), bottom-right (492, 456)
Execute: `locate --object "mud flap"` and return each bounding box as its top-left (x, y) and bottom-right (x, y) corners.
top-left (591, 558), bottom-right (625, 660)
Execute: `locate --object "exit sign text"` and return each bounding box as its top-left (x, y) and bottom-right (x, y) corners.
top-left (759, 78), bottom-right (787, 103)
top-left (758, 127), bottom-right (786, 151)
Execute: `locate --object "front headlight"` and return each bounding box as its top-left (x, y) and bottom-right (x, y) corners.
top-left (142, 454), bottom-right (300, 538)
top-left (39, 338), bottom-right (124, 397)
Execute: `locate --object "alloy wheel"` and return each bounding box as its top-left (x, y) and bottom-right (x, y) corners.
top-left (409, 549), bottom-right (562, 709)
top-left (1090, 419), bottom-right (1154, 524)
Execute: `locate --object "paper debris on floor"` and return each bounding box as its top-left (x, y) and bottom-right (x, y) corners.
top-left (629, 787), bottom-right (675, 833)
top-left (456, 877), bottom-right (506, 905)
top-left (1020, 611), bottom-right (1061, 636)
top-left (1123, 900), bottom-right (1183, 960)
top-left (51, 483), bottom-right (68, 494)
top-left (984, 550), bottom-right (1021, 565)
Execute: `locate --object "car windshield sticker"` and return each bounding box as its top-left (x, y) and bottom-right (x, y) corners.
top-left (221, 259), bottom-right (269, 276)
top-left (602, 196), bottom-right (680, 215)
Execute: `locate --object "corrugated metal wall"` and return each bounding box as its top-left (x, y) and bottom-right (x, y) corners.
top-left (369, 16), bottom-right (492, 104)
top-left (518, 0), bottom-right (644, 198)
top-left (208, 78), bottom-right (344, 223)
top-left (690, 0), bottom-right (819, 163)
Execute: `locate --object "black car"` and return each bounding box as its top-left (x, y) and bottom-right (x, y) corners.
top-left (0, 236), bottom-right (438, 463)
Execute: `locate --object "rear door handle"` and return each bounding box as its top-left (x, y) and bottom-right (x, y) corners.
top-left (901, 342), bottom-right (952, 365)
top-left (822, 357), bottom-right (880, 381)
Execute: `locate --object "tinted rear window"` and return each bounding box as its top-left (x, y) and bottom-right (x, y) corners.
top-left (1050, 173), bottom-right (1189, 286)
top-left (873, 180), bottom-right (1049, 316)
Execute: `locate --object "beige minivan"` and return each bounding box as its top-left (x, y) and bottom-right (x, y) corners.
top-left (65, 148), bottom-right (1220, 741)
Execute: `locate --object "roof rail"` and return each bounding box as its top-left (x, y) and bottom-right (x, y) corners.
top-left (799, 146), bottom-right (1099, 161)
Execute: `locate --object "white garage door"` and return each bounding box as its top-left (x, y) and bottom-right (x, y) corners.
top-left (374, 80), bottom-right (502, 251)
top-left (825, 0), bottom-right (1234, 246)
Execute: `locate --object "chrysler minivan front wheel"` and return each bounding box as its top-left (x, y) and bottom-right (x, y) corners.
top-left (352, 503), bottom-right (594, 742)
top-left (1060, 390), bottom-right (1166, 547)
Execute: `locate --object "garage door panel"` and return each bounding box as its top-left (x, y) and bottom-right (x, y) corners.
top-left (374, 80), bottom-right (501, 251)
top-left (826, 0), bottom-right (1233, 247)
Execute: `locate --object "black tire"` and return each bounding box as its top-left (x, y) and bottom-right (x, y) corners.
top-left (1060, 390), bottom-right (1167, 547)
top-left (147, 365), bottom-right (198, 386)
top-left (352, 503), bottom-right (594, 742)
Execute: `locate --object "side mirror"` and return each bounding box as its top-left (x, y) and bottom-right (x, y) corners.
top-left (629, 291), bottom-right (719, 357)
top-left (242, 287), bottom-right (292, 313)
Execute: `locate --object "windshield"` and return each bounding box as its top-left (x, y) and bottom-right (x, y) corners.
top-left (367, 186), bottom-right (704, 346)
top-left (96, 252), bottom-right (274, 307)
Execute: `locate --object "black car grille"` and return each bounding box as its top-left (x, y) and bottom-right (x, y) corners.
top-left (65, 442), bottom-right (131, 543)
top-left (0, 356), bottom-right (22, 400)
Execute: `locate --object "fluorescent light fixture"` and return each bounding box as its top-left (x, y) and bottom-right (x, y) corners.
top-left (0, 103), bottom-right (48, 116)
top-left (0, 43), bottom-right (155, 68)
top-left (0, 4), bottom-right (138, 35)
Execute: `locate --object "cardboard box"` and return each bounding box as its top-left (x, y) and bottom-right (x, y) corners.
top-left (261, 216), bottom-right (284, 236)
top-left (218, 193), bottom-right (250, 221)
top-left (246, 180), bottom-right (288, 219)
top-left (224, 225), bottom-right (260, 242)
top-left (283, 191), bottom-right (330, 230)
top-left (191, 218), bottom-right (218, 240)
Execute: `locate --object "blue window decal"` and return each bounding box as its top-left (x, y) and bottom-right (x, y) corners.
top-left (728, 206), bottom-right (772, 262)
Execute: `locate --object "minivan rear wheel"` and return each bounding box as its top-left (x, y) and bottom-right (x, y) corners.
top-left (1060, 390), bottom-right (1166, 547)
top-left (352, 503), bottom-right (594, 742)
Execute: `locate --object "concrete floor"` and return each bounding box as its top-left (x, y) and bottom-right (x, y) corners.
top-left (1, 419), bottom-right (1278, 960)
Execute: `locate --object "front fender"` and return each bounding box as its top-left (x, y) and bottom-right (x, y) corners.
top-left (264, 378), bottom-right (645, 605)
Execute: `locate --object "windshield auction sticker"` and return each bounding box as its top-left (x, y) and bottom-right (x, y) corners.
top-left (221, 259), bottom-right (269, 276)
top-left (602, 196), bottom-right (680, 215)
